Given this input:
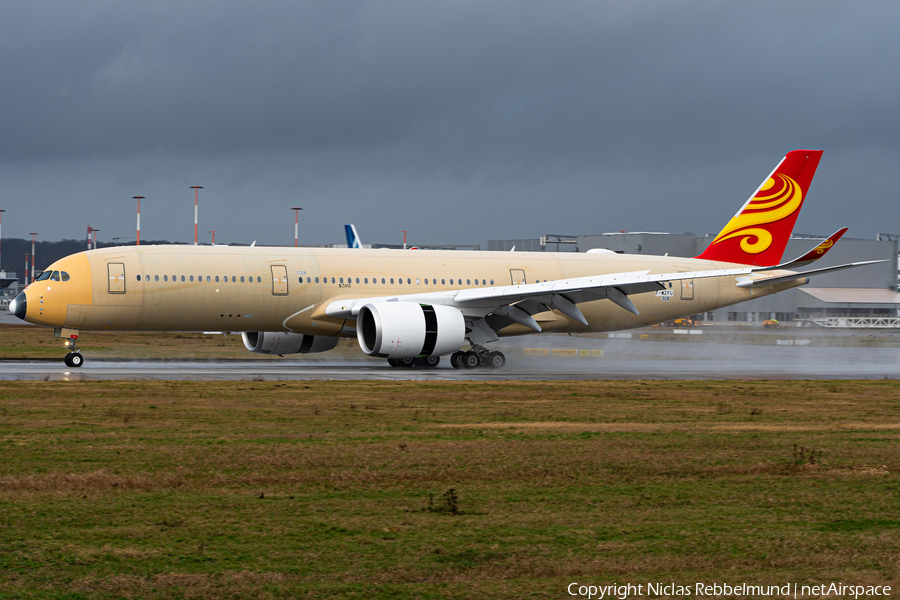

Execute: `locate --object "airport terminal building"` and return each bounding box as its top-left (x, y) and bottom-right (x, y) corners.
top-left (488, 232), bottom-right (900, 326)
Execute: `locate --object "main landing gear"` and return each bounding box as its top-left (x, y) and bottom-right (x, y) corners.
top-left (387, 356), bottom-right (441, 369)
top-left (450, 346), bottom-right (506, 370)
top-left (63, 338), bottom-right (84, 368)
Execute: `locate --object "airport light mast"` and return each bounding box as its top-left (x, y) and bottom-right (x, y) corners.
top-left (209, 230), bottom-right (216, 245)
top-left (87, 226), bottom-right (93, 250)
top-left (23, 254), bottom-right (28, 285)
top-left (191, 186), bottom-right (203, 246)
top-left (29, 233), bottom-right (37, 281)
top-left (401, 230), bottom-right (408, 250)
top-left (291, 207), bottom-right (302, 247)
top-left (92, 228), bottom-right (99, 250)
top-left (132, 196), bottom-right (144, 245)
top-left (0, 209), bottom-right (5, 275)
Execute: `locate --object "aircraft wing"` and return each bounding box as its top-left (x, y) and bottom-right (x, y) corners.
top-left (325, 267), bottom-right (757, 324)
top-left (324, 257), bottom-right (883, 338)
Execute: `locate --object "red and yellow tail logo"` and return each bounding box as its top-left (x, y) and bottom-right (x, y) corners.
top-left (696, 150), bottom-right (823, 266)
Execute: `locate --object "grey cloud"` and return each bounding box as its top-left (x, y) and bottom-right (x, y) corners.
top-left (1, 1), bottom-right (898, 247)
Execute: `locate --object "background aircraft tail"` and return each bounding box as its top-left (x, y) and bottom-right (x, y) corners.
top-left (696, 149), bottom-right (823, 266)
top-left (345, 224), bottom-right (361, 249)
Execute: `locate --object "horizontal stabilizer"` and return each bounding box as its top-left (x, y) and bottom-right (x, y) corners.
top-left (736, 260), bottom-right (885, 288)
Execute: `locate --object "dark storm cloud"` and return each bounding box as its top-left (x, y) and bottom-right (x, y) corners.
top-left (1, 1), bottom-right (899, 246)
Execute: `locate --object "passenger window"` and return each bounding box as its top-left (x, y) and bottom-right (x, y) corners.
top-left (331, 277), bottom-right (335, 284)
top-left (190, 276), bottom-right (194, 282)
top-left (241, 276), bottom-right (245, 282)
top-left (441, 279), bottom-right (445, 285)
top-left (136, 275), bottom-right (141, 282)
top-left (231, 276), bottom-right (236, 282)
top-left (340, 277), bottom-right (344, 284)
top-left (390, 278), bottom-right (394, 284)
top-left (381, 278), bottom-right (385, 284)
top-left (482, 279), bottom-right (486, 285)
top-left (356, 277), bottom-right (360, 284)
top-left (490, 279), bottom-right (494, 285)
top-left (398, 278), bottom-right (403, 285)
top-left (364, 278), bottom-right (368, 284)
top-left (315, 277), bottom-right (319, 283)
top-left (206, 276), bottom-right (211, 282)
top-left (257, 276), bottom-right (261, 282)
top-left (467, 279), bottom-right (471, 285)
top-left (416, 278), bottom-right (420, 285)
top-left (164, 275), bottom-right (168, 281)
top-left (180, 275), bottom-right (185, 282)
top-left (215, 276), bottom-right (219, 282)
top-left (61, 272), bottom-right (70, 282)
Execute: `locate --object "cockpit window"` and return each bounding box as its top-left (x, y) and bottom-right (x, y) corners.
top-left (50, 271), bottom-right (60, 281)
top-left (61, 272), bottom-right (70, 281)
top-left (36, 271), bottom-right (52, 281)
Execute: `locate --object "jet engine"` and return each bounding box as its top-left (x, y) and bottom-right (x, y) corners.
top-left (241, 331), bottom-right (339, 355)
top-left (356, 302), bottom-right (465, 359)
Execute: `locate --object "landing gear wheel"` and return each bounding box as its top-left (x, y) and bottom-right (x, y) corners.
top-left (450, 352), bottom-right (464, 369)
top-left (421, 355), bottom-right (441, 368)
top-left (65, 353), bottom-right (83, 368)
top-left (399, 357), bottom-right (417, 368)
top-left (463, 351), bottom-right (480, 369)
top-left (487, 351), bottom-right (505, 369)
top-left (387, 358), bottom-right (400, 368)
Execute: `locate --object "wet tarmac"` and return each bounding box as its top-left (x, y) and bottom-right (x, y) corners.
top-left (2, 334), bottom-right (897, 381)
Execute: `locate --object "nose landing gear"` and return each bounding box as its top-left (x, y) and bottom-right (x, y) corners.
top-left (63, 337), bottom-right (84, 368)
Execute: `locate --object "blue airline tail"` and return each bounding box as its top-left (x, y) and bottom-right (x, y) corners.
top-left (345, 224), bottom-right (362, 249)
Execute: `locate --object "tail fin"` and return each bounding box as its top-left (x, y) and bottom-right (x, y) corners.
top-left (696, 149), bottom-right (823, 266)
top-left (345, 224), bottom-right (361, 249)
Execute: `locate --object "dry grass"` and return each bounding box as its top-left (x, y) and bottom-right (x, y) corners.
top-left (0, 379), bottom-right (898, 599)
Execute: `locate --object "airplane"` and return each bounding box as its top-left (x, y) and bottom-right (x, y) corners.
top-left (9, 150), bottom-right (881, 370)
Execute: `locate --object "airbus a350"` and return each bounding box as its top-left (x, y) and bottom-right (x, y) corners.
top-left (10, 150), bottom-right (878, 369)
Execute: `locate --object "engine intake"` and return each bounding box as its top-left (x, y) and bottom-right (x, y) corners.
top-left (242, 331), bottom-right (339, 355)
top-left (356, 302), bottom-right (465, 359)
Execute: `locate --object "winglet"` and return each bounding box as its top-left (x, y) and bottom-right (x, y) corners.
top-left (755, 227), bottom-right (848, 272)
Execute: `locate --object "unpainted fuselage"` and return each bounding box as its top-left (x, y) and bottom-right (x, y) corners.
top-left (20, 245), bottom-right (803, 337)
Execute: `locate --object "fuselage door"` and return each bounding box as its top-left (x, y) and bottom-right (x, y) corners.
top-left (680, 279), bottom-right (694, 300)
top-left (510, 269), bottom-right (526, 285)
top-left (108, 263), bottom-right (126, 294)
top-left (271, 265), bottom-right (288, 296)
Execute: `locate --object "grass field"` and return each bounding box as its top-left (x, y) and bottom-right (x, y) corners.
top-left (1, 379), bottom-right (898, 599)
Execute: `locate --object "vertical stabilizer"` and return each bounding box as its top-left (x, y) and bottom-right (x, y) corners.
top-left (345, 224), bottom-right (362, 249)
top-left (696, 150), bottom-right (823, 266)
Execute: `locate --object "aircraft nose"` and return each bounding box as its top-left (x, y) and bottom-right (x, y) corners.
top-left (10, 292), bottom-right (27, 320)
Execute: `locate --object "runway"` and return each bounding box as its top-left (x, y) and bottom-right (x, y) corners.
top-left (3, 335), bottom-right (898, 380)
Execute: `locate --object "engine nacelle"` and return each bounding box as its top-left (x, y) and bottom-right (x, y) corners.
top-left (241, 331), bottom-right (339, 355)
top-left (356, 302), bottom-right (465, 359)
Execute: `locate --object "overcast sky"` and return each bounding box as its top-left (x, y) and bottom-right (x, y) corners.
top-left (1, 1), bottom-right (898, 248)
